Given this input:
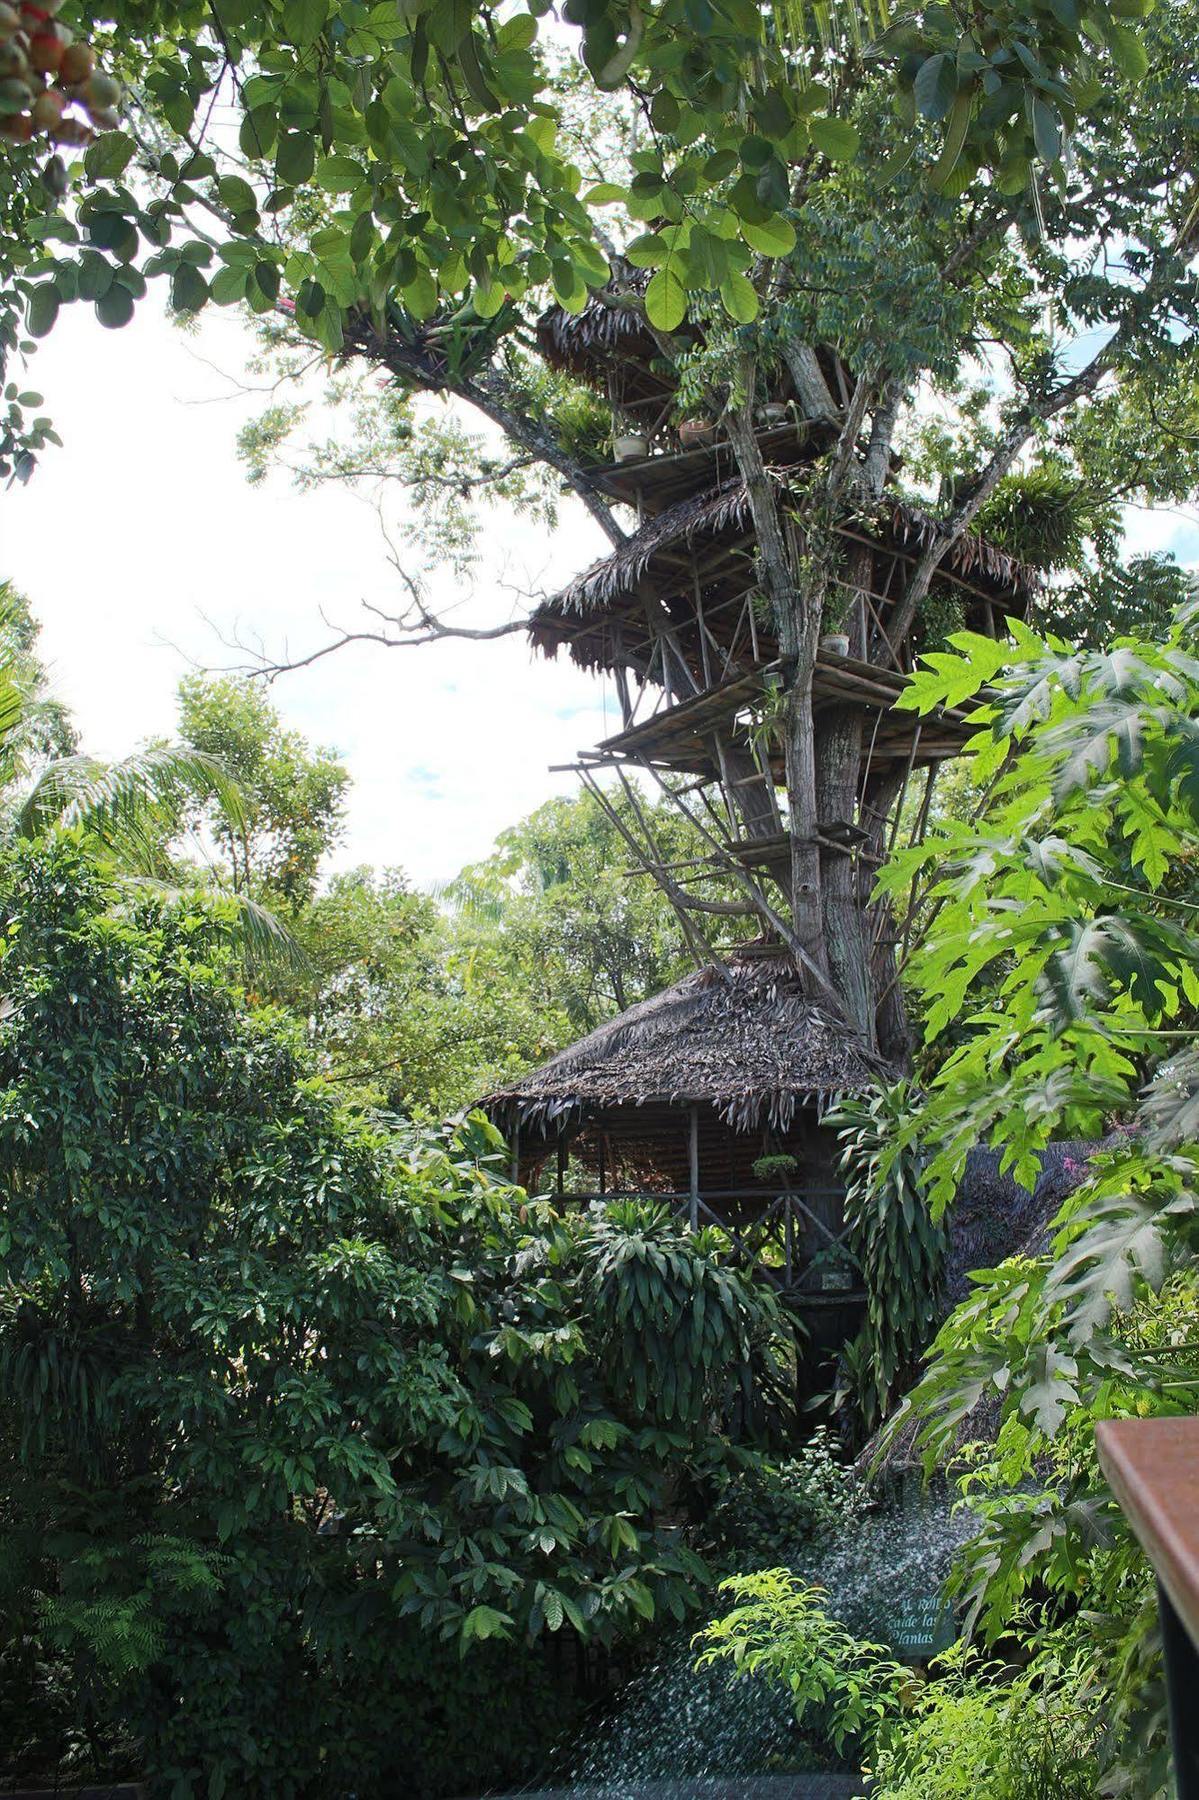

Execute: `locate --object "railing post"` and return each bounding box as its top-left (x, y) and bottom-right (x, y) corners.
top-left (688, 1105), bottom-right (699, 1232)
top-left (784, 1197), bottom-right (794, 1288)
top-left (1096, 1419), bottom-right (1199, 1800)
top-left (1161, 1580), bottom-right (1199, 1799)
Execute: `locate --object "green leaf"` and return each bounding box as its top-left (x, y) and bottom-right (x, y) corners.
top-left (930, 89), bottom-right (972, 189)
top-left (461, 1603), bottom-right (512, 1643)
top-left (297, 278), bottom-right (325, 317)
top-left (26, 284), bottom-right (59, 339)
top-left (210, 266), bottom-right (249, 305)
top-left (1100, 18), bottom-right (1148, 80)
top-left (95, 285), bottom-right (135, 329)
top-left (316, 156), bottom-right (365, 192)
top-left (84, 132), bottom-right (137, 182)
top-left (283, 0), bottom-right (327, 44)
top-left (217, 175), bottom-right (259, 215)
top-left (624, 232), bottom-right (668, 268)
top-left (739, 214), bottom-right (796, 257)
top-left (1030, 94), bottom-right (1061, 164)
top-left (718, 272), bottom-right (759, 322)
top-left (808, 115), bottom-right (860, 162)
top-left (240, 105), bottom-right (277, 161)
top-left (276, 132), bottom-right (316, 187)
top-left (914, 53), bottom-right (957, 121)
top-left (171, 264), bottom-right (209, 313)
top-left (644, 266), bottom-right (686, 331)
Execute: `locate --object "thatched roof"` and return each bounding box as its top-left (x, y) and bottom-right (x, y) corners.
top-left (536, 278), bottom-right (851, 416)
top-left (534, 476), bottom-right (1035, 644)
top-left (483, 957), bottom-right (890, 1134)
top-left (535, 271), bottom-right (688, 408)
top-left (539, 478), bottom-right (753, 621)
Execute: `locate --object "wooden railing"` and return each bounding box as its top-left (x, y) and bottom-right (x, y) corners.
top-left (1096, 1417), bottom-right (1199, 1798)
top-left (548, 1186), bottom-right (855, 1295)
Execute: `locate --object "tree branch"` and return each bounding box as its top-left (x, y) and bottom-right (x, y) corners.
top-left (339, 310), bottom-right (628, 547)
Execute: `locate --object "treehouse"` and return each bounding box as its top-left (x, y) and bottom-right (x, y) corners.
top-left (484, 953), bottom-right (889, 1348)
top-left (481, 281), bottom-right (1039, 1341)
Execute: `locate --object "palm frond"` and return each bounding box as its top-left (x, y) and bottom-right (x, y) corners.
top-left (118, 875), bottom-right (310, 976)
top-left (15, 746), bottom-right (249, 845)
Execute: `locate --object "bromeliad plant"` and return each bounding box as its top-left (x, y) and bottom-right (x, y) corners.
top-left (831, 1080), bottom-right (948, 1435)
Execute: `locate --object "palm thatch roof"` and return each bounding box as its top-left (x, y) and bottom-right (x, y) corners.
top-left (529, 475), bottom-right (1038, 676)
top-left (535, 271), bottom-right (693, 407)
top-left (483, 957), bottom-right (891, 1135)
top-left (536, 278), bottom-right (851, 415)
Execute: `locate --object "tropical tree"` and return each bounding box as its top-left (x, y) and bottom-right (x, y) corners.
top-left (0, 587), bottom-right (249, 863)
top-left (445, 787), bottom-right (729, 1029)
top-left (191, 0), bottom-right (1190, 1058)
top-left (173, 673), bottom-right (349, 912)
top-left (862, 591), bottom-right (1199, 1795)
top-left (0, 0), bottom-right (1148, 464)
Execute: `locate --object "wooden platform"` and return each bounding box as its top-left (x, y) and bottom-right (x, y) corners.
top-left (589, 653), bottom-right (970, 779)
top-left (592, 422), bottom-right (828, 517)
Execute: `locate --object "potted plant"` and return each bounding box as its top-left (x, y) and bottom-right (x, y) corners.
top-left (758, 400), bottom-right (789, 427)
top-left (820, 631), bottom-right (851, 657)
top-left (809, 1242), bottom-right (858, 1292)
top-left (751, 1152), bottom-right (798, 1188)
top-left (613, 430), bottom-right (649, 462)
top-left (678, 417), bottom-right (718, 450)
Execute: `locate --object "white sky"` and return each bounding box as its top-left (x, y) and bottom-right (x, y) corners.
top-left (2, 298), bottom-right (617, 887)
top-left (3, 298), bottom-right (1197, 891)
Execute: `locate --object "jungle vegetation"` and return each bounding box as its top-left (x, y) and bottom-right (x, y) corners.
top-left (1, 0), bottom-right (1198, 1793)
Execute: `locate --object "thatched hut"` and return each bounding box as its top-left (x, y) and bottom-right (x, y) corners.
top-left (529, 475), bottom-right (1038, 686)
top-left (484, 956), bottom-right (894, 1338)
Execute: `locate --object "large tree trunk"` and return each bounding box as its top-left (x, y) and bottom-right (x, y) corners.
top-left (814, 546), bottom-right (873, 1044)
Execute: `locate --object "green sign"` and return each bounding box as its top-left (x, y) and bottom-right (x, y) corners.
top-left (883, 1592), bottom-right (958, 1662)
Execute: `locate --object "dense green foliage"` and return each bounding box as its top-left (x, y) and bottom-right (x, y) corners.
top-left (1, 0), bottom-right (1148, 465)
top-left (700, 1573), bottom-right (1102, 1800)
top-left (0, 831), bottom-right (786, 1795)
top-left (865, 598), bottom-right (1199, 1795)
top-left (831, 1082), bottom-right (948, 1436)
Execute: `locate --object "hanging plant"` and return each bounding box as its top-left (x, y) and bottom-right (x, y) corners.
top-left (830, 1079), bottom-right (948, 1435)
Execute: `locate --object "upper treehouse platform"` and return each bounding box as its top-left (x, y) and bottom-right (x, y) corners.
top-left (529, 471), bottom-right (1038, 784)
top-left (537, 273), bottom-right (849, 512)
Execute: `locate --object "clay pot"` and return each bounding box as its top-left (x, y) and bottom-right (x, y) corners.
top-left (820, 632), bottom-right (851, 657)
top-left (678, 418), bottom-right (718, 450)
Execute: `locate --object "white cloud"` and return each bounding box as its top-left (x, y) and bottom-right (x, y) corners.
top-left (2, 299), bottom-right (616, 884)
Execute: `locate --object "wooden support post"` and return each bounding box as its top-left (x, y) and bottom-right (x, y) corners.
top-left (688, 1106), bottom-right (699, 1232)
top-left (598, 1136), bottom-right (606, 1196)
top-left (510, 1121), bottom-right (520, 1185)
top-left (556, 1128), bottom-right (566, 1198)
